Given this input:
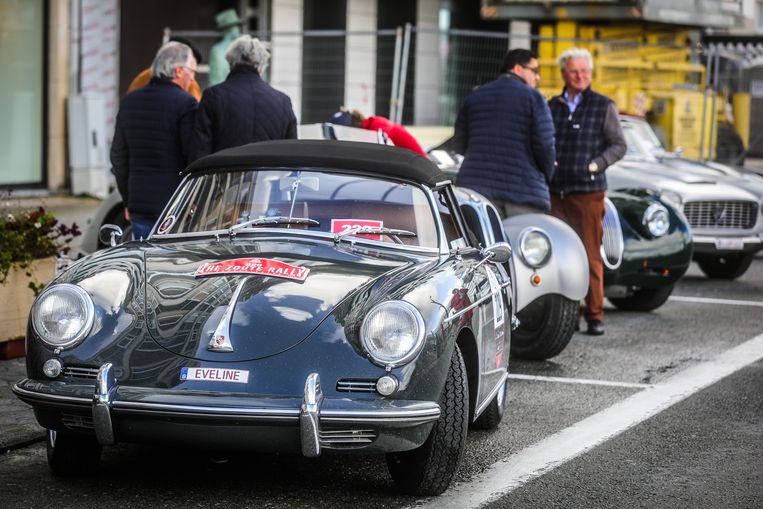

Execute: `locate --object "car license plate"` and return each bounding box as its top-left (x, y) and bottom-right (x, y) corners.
top-left (181, 367), bottom-right (249, 383)
top-left (714, 238), bottom-right (744, 250)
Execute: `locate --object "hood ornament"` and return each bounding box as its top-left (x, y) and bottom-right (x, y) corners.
top-left (208, 277), bottom-right (250, 352)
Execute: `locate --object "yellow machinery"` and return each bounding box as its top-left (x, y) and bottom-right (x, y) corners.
top-left (537, 21), bottom-right (721, 160)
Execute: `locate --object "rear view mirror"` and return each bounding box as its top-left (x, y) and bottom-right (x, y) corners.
top-left (279, 175), bottom-right (320, 192)
top-left (484, 242), bottom-right (512, 264)
top-left (99, 224), bottom-right (125, 247)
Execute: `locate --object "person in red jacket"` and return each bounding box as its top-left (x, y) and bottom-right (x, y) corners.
top-left (330, 108), bottom-right (426, 156)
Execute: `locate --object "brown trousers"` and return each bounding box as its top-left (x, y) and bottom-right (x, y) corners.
top-left (550, 192), bottom-right (606, 322)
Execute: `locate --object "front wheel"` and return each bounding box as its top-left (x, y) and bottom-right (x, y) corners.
top-left (386, 345), bottom-right (468, 496)
top-left (696, 253), bottom-right (755, 280)
top-left (510, 295), bottom-right (579, 360)
top-left (46, 429), bottom-right (102, 476)
top-left (608, 284), bottom-right (674, 311)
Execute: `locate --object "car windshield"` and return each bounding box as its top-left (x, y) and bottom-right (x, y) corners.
top-left (155, 169), bottom-right (439, 248)
top-left (623, 125), bottom-right (658, 162)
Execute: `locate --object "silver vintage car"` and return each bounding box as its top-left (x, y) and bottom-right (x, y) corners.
top-left (610, 116), bottom-right (763, 279)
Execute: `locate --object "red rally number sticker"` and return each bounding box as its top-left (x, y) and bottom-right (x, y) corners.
top-left (331, 219), bottom-right (383, 241)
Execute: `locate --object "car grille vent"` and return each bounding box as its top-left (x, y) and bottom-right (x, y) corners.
top-left (319, 429), bottom-right (376, 448)
top-left (336, 379), bottom-right (377, 393)
top-left (61, 412), bottom-right (94, 430)
top-left (683, 200), bottom-right (758, 229)
top-left (600, 197), bottom-right (624, 270)
top-left (63, 366), bottom-right (100, 379)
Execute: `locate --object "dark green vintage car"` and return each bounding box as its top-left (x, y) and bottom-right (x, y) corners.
top-left (14, 141), bottom-right (514, 495)
top-left (600, 188), bottom-right (693, 311)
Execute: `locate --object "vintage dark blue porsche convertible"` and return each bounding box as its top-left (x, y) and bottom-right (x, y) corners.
top-left (14, 141), bottom-right (513, 495)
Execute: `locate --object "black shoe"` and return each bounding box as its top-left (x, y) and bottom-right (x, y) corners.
top-left (586, 320), bottom-right (604, 336)
top-left (574, 319), bottom-right (580, 332)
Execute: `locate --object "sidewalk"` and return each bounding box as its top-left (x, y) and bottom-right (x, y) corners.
top-left (1, 193), bottom-right (102, 453)
top-left (0, 357), bottom-right (44, 452)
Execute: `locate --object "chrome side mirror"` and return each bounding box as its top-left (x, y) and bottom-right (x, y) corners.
top-left (483, 242), bottom-right (512, 264)
top-left (99, 224), bottom-right (124, 247)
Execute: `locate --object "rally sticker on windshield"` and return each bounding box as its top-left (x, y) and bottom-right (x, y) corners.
top-left (181, 367), bottom-right (249, 383)
top-left (195, 258), bottom-right (309, 281)
top-left (331, 219), bottom-right (383, 241)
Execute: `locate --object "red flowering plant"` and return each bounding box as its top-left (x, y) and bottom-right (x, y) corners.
top-left (0, 203), bottom-right (81, 296)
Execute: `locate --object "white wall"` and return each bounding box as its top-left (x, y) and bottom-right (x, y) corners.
top-left (271, 0), bottom-right (304, 122)
top-left (345, 0), bottom-right (377, 114)
top-left (415, 0), bottom-right (440, 125)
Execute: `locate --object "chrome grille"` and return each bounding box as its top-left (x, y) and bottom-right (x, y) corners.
top-left (336, 379), bottom-right (377, 393)
top-left (320, 429), bottom-right (376, 447)
top-left (61, 412), bottom-right (94, 430)
top-left (683, 200), bottom-right (758, 229)
top-left (600, 197), bottom-right (624, 270)
top-left (63, 366), bottom-right (100, 379)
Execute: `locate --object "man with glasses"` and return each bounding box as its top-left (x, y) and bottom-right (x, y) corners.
top-left (111, 41), bottom-right (198, 240)
top-left (453, 48), bottom-right (556, 217)
top-left (548, 48), bottom-right (626, 336)
top-left (126, 36), bottom-right (203, 101)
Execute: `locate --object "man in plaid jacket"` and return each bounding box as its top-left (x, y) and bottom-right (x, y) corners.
top-left (548, 48), bottom-right (626, 336)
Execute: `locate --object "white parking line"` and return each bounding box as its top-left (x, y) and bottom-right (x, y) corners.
top-left (669, 295), bottom-right (763, 307)
top-left (507, 373), bottom-right (652, 389)
top-left (415, 332), bottom-right (763, 509)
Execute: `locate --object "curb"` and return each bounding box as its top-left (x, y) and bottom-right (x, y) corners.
top-left (0, 424), bottom-right (45, 454)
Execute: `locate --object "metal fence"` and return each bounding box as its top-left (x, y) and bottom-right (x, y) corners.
top-left (167, 25), bottom-right (755, 160)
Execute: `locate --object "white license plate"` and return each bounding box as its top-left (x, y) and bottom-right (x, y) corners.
top-left (181, 367), bottom-right (249, 383)
top-left (714, 238), bottom-right (745, 250)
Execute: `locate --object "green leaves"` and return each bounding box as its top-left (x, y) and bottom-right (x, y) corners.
top-left (0, 202), bottom-right (81, 294)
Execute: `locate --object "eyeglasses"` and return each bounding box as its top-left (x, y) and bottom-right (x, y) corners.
top-left (181, 65), bottom-right (197, 76)
top-left (522, 65), bottom-right (540, 75)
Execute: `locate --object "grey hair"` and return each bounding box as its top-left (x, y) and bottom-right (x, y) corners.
top-left (151, 41), bottom-right (193, 79)
top-left (225, 34), bottom-right (271, 73)
top-left (558, 48), bottom-right (594, 71)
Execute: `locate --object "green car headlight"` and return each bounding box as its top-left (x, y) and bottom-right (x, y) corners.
top-left (659, 190), bottom-right (683, 208)
top-left (360, 300), bottom-right (425, 368)
top-left (518, 228), bottom-right (552, 268)
top-left (32, 284), bottom-right (95, 348)
top-left (643, 203), bottom-right (670, 237)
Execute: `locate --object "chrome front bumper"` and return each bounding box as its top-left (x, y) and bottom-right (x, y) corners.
top-left (13, 366), bottom-right (441, 457)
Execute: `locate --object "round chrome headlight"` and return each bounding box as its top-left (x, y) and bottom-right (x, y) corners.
top-left (518, 228), bottom-right (552, 268)
top-left (643, 203), bottom-right (670, 237)
top-left (360, 300), bottom-right (425, 367)
top-left (32, 284), bottom-right (95, 348)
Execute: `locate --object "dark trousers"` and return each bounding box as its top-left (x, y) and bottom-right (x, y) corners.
top-left (550, 191), bottom-right (606, 322)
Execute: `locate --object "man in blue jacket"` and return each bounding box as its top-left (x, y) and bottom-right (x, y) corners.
top-left (111, 41), bottom-right (198, 240)
top-left (453, 49), bottom-right (556, 217)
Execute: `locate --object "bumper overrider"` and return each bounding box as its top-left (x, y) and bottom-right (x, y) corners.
top-left (13, 364), bottom-right (441, 455)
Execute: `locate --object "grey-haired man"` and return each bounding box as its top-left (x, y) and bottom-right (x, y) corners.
top-left (111, 41), bottom-right (198, 240)
top-left (193, 34), bottom-right (297, 160)
top-left (548, 48), bottom-right (626, 336)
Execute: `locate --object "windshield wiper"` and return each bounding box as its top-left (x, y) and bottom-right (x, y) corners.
top-left (228, 216), bottom-right (320, 237)
top-left (333, 226), bottom-right (417, 244)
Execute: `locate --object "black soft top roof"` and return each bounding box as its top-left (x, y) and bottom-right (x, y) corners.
top-left (184, 140), bottom-right (447, 187)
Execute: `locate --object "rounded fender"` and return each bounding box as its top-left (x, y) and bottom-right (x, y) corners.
top-left (502, 214), bottom-right (589, 313)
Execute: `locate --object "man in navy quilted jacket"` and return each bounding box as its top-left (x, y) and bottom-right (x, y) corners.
top-left (453, 49), bottom-right (556, 217)
top-left (548, 48), bottom-right (626, 336)
top-left (193, 35), bottom-right (297, 160)
top-left (111, 41), bottom-right (198, 240)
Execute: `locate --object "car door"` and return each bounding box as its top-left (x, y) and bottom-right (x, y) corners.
top-left (439, 186), bottom-right (510, 410)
